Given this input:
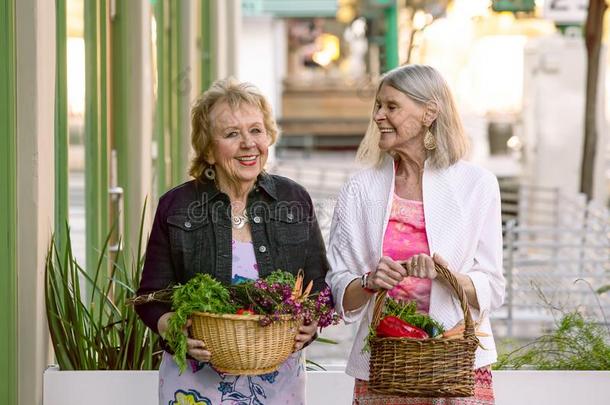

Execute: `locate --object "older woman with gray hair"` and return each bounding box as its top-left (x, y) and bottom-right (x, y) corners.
top-left (326, 64), bottom-right (505, 404)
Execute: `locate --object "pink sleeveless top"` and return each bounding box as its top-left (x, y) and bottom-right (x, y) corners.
top-left (382, 194), bottom-right (432, 313)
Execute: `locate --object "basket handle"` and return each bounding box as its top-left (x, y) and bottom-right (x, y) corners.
top-left (370, 263), bottom-right (475, 339)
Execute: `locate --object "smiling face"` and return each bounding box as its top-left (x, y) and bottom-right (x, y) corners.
top-left (374, 83), bottom-right (427, 154)
top-left (207, 101), bottom-right (270, 189)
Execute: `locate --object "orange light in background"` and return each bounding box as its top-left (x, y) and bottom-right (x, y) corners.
top-left (336, 6), bottom-right (356, 24)
top-left (337, 0), bottom-right (357, 24)
top-left (312, 33), bottom-right (341, 67)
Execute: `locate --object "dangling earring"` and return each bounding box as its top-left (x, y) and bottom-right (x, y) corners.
top-left (204, 165), bottom-right (216, 180)
top-left (424, 129), bottom-right (437, 151)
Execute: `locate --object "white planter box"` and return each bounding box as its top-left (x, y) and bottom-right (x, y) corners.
top-left (43, 367), bottom-right (610, 405)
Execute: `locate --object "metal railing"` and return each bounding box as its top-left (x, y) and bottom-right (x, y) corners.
top-left (497, 185), bottom-right (610, 337)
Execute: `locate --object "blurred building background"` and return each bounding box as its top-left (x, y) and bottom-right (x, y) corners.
top-left (2, 1), bottom-right (610, 404)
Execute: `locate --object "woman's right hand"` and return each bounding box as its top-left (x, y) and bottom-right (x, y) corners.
top-left (367, 256), bottom-right (407, 290)
top-left (158, 312), bottom-right (212, 363)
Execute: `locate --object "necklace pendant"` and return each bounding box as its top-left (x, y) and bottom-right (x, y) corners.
top-left (232, 216), bottom-right (246, 229)
top-left (231, 209), bottom-right (248, 230)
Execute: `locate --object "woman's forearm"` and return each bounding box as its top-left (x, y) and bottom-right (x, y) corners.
top-left (342, 267), bottom-right (480, 313)
top-left (342, 278), bottom-right (374, 312)
top-left (446, 272), bottom-right (479, 310)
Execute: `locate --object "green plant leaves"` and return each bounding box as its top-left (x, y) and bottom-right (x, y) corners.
top-left (45, 206), bottom-right (161, 370)
top-left (495, 312), bottom-right (610, 370)
top-left (597, 285), bottom-right (610, 295)
top-left (165, 273), bottom-right (237, 372)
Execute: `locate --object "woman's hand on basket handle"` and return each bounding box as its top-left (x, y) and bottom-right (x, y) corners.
top-left (294, 320), bottom-right (319, 351)
top-left (368, 256), bottom-right (407, 290)
top-left (405, 253), bottom-right (480, 310)
top-left (403, 253), bottom-right (438, 279)
top-left (158, 312), bottom-right (212, 363)
top-left (342, 256), bottom-right (406, 312)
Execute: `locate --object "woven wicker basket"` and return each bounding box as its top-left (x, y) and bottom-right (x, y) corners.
top-left (190, 311), bottom-right (301, 375)
top-left (368, 263), bottom-right (479, 397)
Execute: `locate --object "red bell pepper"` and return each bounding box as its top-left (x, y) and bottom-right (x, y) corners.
top-left (236, 308), bottom-right (255, 315)
top-left (376, 315), bottom-right (429, 339)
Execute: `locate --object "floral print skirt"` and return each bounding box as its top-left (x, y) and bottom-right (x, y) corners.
top-left (353, 367), bottom-right (494, 405)
top-left (159, 350), bottom-right (306, 405)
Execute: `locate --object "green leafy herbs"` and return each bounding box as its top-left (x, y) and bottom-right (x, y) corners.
top-left (165, 274), bottom-right (236, 372)
top-left (364, 299), bottom-right (444, 352)
top-left (383, 299), bottom-right (445, 337)
top-left (264, 269), bottom-right (296, 287)
top-left (495, 312), bottom-right (610, 370)
top-left (163, 270), bottom-right (340, 373)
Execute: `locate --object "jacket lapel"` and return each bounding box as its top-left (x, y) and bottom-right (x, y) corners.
top-left (423, 162), bottom-right (466, 323)
top-left (422, 163), bottom-right (465, 273)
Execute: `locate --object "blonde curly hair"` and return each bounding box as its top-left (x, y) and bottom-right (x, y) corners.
top-left (189, 77), bottom-right (279, 179)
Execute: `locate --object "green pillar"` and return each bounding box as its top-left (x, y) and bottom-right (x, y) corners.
top-left (200, 0), bottom-right (214, 92)
top-left (84, 0), bottom-right (109, 274)
top-left (0, 0), bottom-right (18, 403)
top-left (384, 1), bottom-right (399, 71)
top-left (111, 0), bottom-right (132, 249)
top-left (55, 0), bottom-right (69, 242)
top-left (169, 0), bottom-right (182, 185)
top-left (111, 1), bottom-right (155, 253)
top-left (154, 0), bottom-right (190, 192)
top-left (154, 0), bottom-right (168, 196)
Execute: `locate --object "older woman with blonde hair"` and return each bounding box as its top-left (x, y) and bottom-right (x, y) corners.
top-left (136, 77), bottom-right (329, 404)
top-left (326, 64), bottom-right (505, 404)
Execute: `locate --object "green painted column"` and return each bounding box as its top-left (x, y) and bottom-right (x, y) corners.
top-left (154, 0), bottom-right (168, 196)
top-left (384, 1), bottom-right (399, 71)
top-left (111, 1), bottom-right (155, 254)
top-left (200, 0), bottom-right (214, 92)
top-left (111, 0), bottom-right (131, 248)
top-left (153, 0), bottom-right (180, 194)
top-left (55, 0), bottom-right (69, 243)
top-left (153, 0), bottom-right (193, 195)
top-left (84, 0), bottom-right (109, 274)
top-left (169, 0), bottom-right (182, 186)
top-left (0, 1), bottom-right (18, 404)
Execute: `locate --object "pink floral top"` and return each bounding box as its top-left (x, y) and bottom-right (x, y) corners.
top-left (382, 193), bottom-right (432, 313)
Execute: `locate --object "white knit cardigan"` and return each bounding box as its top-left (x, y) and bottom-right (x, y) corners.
top-left (325, 156), bottom-right (506, 380)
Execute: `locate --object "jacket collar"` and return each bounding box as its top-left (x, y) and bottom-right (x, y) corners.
top-left (256, 172), bottom-right (278, 200)
top-left (195, 171), bottom-right (278, 202)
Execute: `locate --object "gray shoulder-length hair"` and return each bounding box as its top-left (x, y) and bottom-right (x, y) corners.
top-left (356, 64), bottom-right (469, 169)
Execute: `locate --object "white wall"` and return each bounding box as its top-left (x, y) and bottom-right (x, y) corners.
top-left (212, 0), bottom-right (241, 79)
top-left (43, 369), bottom-right (610, 405)
top-left (522, 34), bottom-right (608, 203)
top-left (238, 16), bottom-right (281, 115)
top-left (238, 15), bottom-right (286, 164)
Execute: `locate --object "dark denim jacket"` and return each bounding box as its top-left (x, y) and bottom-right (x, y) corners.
top-left (135, 173), bottom-right (330, 333)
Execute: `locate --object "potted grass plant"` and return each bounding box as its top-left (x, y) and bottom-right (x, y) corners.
top-left (43, 206), bottom-right (162, 405)
top-left (491, 284), bottom-right (610, 405)
top-left (45, 204), bottom-right (161, 370)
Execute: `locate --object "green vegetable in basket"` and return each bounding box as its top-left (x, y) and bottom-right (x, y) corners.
top-left (165, 274), bottom-right (236, 373)
top-left (364, 298), bottom-right (444, 352)
top-left (264, 269), bottom-right (296, 287)
top-left (383, 299), bottom-right (445, 338)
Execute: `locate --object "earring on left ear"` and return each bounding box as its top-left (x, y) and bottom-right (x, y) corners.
top-left (424, 129), bottom-right (437, 151)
